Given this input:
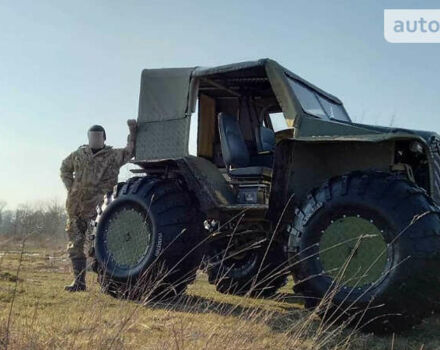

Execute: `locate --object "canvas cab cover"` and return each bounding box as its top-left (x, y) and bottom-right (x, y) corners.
top-left (136, 67), bottom-right (197, 160)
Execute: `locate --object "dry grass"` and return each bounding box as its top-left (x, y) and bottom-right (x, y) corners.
top-left (0, 243), bottom-right (439, 350)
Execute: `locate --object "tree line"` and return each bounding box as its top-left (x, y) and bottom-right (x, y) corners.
top-left (0, 200), bottom-right (67, 243)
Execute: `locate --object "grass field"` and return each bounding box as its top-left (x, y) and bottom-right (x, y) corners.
top-left (0, 243), bottom-right (439, 350)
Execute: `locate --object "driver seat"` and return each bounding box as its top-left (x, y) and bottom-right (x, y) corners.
top-left (218, 113), bottom-right (272, 179)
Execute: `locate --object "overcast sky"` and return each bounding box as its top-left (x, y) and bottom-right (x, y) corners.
top-left (1, 0), bottom-right (439, 209)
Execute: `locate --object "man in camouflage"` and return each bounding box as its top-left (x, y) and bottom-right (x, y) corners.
top-left (60, 120), bottom-right (137, 291)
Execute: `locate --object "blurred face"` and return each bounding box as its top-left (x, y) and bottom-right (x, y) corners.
top-left (87, 131), bottom-right (105, 149)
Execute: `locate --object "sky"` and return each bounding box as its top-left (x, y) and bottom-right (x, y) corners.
top-left (1, 0), bottom-right (439, 209)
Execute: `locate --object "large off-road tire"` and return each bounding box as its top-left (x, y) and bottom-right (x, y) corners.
top-left (207, 239), bottom-right (288, 297)
top-left (89, 176), bottom-right (204, 301)
top-left (289, 171), bottom-right (440, 333)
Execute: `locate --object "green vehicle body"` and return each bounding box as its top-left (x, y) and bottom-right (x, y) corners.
top-left (92, 58), bottom-right (440, 332)
top-left (133, 58), bottom-right (440, 222)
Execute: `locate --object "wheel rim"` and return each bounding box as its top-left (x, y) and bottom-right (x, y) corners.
top-left (212, 246), bottom-right (258, 276)
top-left (105, 207), bottom-right (152, 268)
top-left (230, 251), bottom-right (257, 271)
top-left (319, 216), bottom-right (388, 288)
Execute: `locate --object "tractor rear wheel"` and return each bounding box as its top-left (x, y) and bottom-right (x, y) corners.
top-left (289, 171), bottom-right (440, 333)
top-left (207, 239), bottom-right (287, 297)
top-left (89, 176), bottom-right (204, 300)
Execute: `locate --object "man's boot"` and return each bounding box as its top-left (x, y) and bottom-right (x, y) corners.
top-left (65, 258), bottom-right (87, 292)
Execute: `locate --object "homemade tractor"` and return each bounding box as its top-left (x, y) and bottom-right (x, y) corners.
top-left (90, 59), bottom-right (440, 333)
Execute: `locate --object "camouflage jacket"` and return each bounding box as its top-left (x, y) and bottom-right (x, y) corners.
top-left (60, 142), bottom-right (134, 218)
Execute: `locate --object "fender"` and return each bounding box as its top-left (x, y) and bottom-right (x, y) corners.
top-left (267, 133), bottom-right (433, 224)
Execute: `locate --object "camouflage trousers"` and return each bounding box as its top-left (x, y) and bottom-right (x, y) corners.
top-left (66, 216), bottom-right (91, 260)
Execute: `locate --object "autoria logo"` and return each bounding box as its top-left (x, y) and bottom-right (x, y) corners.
top-left (385, 9), bottom-right (440, 43)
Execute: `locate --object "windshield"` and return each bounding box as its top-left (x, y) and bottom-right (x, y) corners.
top-left (287, 77), bottom-right (351, 122)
